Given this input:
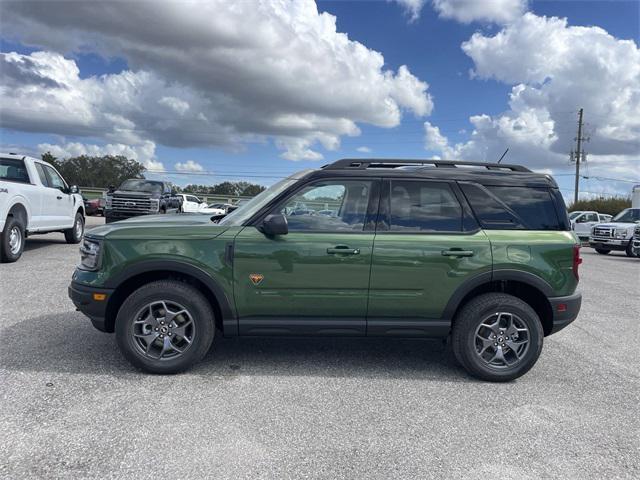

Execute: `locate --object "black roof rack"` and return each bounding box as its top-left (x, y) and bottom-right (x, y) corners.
top-left (323, 158), bottom-right (531, 173)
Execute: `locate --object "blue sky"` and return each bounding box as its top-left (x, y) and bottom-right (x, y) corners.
top-left (0, 0), bottom-right (638, 200)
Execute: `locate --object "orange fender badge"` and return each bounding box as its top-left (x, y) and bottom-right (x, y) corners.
top-left (249, 273), bottom-right (264, 285)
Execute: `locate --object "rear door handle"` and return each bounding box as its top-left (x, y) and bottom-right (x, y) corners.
top-left (327, 245), bottom-right (360, 255)
top-left (441, 249), bottom-right (474, 257)
top-left (56, 195), bottom-right (63, 200)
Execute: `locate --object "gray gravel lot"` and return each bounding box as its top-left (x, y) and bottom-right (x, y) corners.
top-left (1, 216), bottom-right (639, 479)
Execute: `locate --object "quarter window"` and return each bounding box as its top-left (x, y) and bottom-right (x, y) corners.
top-left (34, 163), bottom-right (49, 186)
top-left (278, 180), bottom-right (374, 232)
top-left (389, 181), bottom-right (463, 232)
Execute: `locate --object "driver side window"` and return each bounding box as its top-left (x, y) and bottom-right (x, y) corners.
top-left (278, 180), bottom-right (374, 232)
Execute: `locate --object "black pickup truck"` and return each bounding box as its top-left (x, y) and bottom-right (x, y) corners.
top-left (104, 179), bottom-right (182, 223)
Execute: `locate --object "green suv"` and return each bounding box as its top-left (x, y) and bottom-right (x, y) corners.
top-left (69, 159), bottom-right (582, 381)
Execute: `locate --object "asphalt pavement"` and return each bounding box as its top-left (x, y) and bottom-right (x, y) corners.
top-left (1, 217), bottom-right (639, 479)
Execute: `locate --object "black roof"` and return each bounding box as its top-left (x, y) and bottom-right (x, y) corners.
top-left (309, 158), bottom-right (558, 188)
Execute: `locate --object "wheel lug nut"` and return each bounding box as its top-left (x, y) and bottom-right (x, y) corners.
top-left (494, 343), bottom-right (498, 346)
top-left (155, 328), bottom-right (159, 331)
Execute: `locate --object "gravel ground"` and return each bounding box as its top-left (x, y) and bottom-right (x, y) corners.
top-left (1, 217), bottom-right (639, 479)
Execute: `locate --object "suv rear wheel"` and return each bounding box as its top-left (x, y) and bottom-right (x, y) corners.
top-left (452, 293), bottom-right (543, 382)
top-left (115, 280), bottom-right (215, 374)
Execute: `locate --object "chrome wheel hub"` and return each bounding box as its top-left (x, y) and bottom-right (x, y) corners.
top-left (475, 312), bottom-right (530, 369)
top-left (8, 226), bottom-right (22, 254)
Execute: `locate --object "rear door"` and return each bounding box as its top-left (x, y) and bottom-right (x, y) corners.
top-left (367, 179), bottom-right (492, 336)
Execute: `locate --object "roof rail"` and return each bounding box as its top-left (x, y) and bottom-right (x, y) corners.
top-left (323, 158), bottom-right (531, 173)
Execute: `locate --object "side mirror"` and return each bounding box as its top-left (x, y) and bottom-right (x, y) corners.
top-left (69, 185), bottom-right (79, 194)
top-left (108, 185), bottom-right (115, 193)
top-left (261, 213), bottom-right (288, 236)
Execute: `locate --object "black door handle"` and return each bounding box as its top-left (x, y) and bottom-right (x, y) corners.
top-left (56, 196), bottom-right (63, 200)
top-left (441, 249), bottom-right (474, 257)
top-left (327, 245), bottom-right (360, 255)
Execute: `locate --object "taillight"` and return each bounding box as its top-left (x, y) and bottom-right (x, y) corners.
top-left (573, 244), bottom-right (582, 280)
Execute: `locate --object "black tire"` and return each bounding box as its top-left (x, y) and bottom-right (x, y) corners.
top-left (451, 293), bottom-right (544, 382)
top-left (115, 280), bottom-right (215, 374)
top-left (0, 215), bottom-right (25, 263)
top-left (625, 241), bottom-right (636, 258)
top-left (64, 212), bottom-right (84, 244)
top-left (595, 248), bottom-right (610, 255)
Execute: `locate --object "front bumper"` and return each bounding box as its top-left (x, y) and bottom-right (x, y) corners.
top-left (68, 281), bottom-right (114, 332)
top-left (589, 237), bottom-right (629, 251)
top-left (548, 292), bottom-right (582, 335)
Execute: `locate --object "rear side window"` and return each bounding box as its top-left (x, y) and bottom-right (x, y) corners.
top-left (0, 158), bottom-right (30, 183)
top-left (460, 183), bottom-right (562, 230)
top-left (389, 181), bottom-right (463, 232)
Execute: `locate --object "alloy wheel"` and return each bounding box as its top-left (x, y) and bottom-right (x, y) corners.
top-left (474, 312), bottom-right (530, 368)
top-left (131, 300), bottom-right (195, 360)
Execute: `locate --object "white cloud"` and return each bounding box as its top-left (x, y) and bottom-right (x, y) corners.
top-left (393, 0), bottom-right (527, 24)
top-left (432, 0), bottom-right (527, 24)
top-left (425, 13), bottom-right (640, 194)
top-left (174, 160), bottom-right (204, 172)
top-left (393, 0), bottom-right (428, 22)
top-left (36, 140), bottom-right (164, 171)
top-left (0, 0), bottom-right (432, 161)
top-left (356, 146), bottom-right (372, 153)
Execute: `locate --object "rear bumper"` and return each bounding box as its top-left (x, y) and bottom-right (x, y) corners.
top-left (548, 292), bottom-right (582, 335)
top-left (68, 281), bottom-right (114, 332)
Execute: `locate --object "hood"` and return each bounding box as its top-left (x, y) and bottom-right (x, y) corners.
top-left (595, 222), bottom-right (638, 228)
top-left (110, 189), bottom-right (156, 198)
top-left (87, 213), bottom-right (229, 240)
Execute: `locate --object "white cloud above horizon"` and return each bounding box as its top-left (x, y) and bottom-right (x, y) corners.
top-left (0, 0), bottom-right (432, 162)
top-left (393, 0), bottom-right (527, 24)
top-left (175, 160), bottom-right (204, 173)
top-left (424, 12), bottom-right (640, 196)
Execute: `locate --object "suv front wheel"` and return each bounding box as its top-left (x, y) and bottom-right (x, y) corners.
top-left (452, 293), bottom-right (543, 382)
top-left (115, 280), bottom-right (215, 373)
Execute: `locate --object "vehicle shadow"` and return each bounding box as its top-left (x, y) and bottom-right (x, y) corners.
top-left (0, 311), bottom-right (468, 381)
top-left (23, 237), bottom-right (67, 252)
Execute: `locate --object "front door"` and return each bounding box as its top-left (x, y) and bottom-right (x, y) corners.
top-left (233, 178), bottom-right (380, 336)
top-left (367, 179), bottom-right (492, 336)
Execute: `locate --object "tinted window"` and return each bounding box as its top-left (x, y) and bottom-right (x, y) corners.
top-left (278, 180), bottom-right (374, 232)
top-left (461, 183), bottom-right (561, 230)
top-left (44, 165), bottom-right (67, 190)
top-left (582, 213), bottom-right (598, 222)
top-left (0, 158), bottom-right (30, 183)
top-left (389, 181), bottom-right (463, 232)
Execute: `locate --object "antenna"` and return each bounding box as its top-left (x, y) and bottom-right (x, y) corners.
top-left (497, 148), bottom-right (509, 164)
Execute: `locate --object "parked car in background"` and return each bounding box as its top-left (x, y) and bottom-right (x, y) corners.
top-left (570, 211), bottom-right (603, 240)
top-left (588, 208), bottom-right (640, 257)
top-left (632, 225), bottom-right (640, 257)
top-left (104, 179), bottom-right (181, 223)
top-left (70, 158), bottom-right (581, 382)
top-left (0, 152), bottom-right (85, 262)
top-left (197, 203), bottom-right (227, 215)
top-left (83, 196), bottom-right (103, 216)
top-left (177, 194), bottom-right (206, 213)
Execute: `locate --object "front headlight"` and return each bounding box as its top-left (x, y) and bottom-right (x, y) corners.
top-left (149, 198), bottom-right (160, 211)
top-left (105, 195), bottom-right (112, 208)
top-left (79, 238), bottom-right (102, 271)
top-left (614, 228), bottom-right (628, 239)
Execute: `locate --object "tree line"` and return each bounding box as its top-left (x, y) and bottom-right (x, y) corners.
top-left (568, 196), bottom-right (631, 215)
top-left (42, 152), bottom-right (265, 197)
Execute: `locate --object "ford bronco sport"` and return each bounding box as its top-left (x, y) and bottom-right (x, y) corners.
top-left (69, 159), bottom-right (582, 381)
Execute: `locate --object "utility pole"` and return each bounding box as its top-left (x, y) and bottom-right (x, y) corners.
top-left (572, 108), bottom-right (585, 204)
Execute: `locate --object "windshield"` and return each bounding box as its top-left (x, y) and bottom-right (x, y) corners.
top-left (119, 179), bottom-right (163, 193)
top-left (568, 211), bottom-right (582, 220)
top-left (611, 208), bottom-right (640, 223)
top-left (218, 170), bottom-right (313, 226)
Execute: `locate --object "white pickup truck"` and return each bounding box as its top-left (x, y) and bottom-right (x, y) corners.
top-left (569, 210), bottom-right (612, 240)
top-left (0, 153), bottom-right (85, 263)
